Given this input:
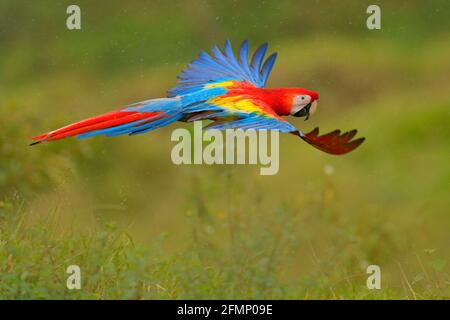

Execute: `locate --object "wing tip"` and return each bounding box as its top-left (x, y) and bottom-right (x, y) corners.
top-left (350, 136), bottom-right (365, 147)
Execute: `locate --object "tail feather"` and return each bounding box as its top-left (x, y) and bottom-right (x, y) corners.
top-left (31, 98), bottom-right (181, 145)
top-left (31, 110), bottom-right (129, 141)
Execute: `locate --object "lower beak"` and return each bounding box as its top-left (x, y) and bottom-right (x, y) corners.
top-left (293, 101), bottom-right (318, 120)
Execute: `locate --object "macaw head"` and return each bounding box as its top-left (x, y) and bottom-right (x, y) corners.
top-left (270, 88), bottom-right (319, 119)
top-left (290, 88), bottom-right (319, 120)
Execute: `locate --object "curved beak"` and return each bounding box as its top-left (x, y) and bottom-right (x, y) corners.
top-left (293, 100), bottom-right (318, 120)
top-left (309, 100), bottom-right (318, 115)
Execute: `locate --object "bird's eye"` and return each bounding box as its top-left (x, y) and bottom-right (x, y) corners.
top-left (301, 96), bottom-right (305, 100)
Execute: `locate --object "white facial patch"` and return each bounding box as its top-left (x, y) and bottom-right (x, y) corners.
top-left (291, 95), bottom-right (312, 114)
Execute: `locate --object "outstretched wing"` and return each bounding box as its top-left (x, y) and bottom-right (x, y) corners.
top-left (298, 127), bottom-right (365, 155)
top-left (168, 40), bottom-right (277, 97)
top-left (184, 93), bottom-right (298, 133)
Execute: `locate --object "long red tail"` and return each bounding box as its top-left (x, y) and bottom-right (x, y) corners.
top-left (30, 109), bottom-right (162, 145)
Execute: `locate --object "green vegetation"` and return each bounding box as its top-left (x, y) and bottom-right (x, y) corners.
top-left (0, 1), bottom-right (449, 299)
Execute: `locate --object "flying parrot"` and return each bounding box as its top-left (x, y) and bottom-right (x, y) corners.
top-left (31, 40), bottom-right (364, 155)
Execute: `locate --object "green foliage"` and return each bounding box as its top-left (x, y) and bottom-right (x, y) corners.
top-left (0, 104), bottom-right (68, 197)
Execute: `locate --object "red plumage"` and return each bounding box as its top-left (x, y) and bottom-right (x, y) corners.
top-left (30, 110), bottom-right (162, 145)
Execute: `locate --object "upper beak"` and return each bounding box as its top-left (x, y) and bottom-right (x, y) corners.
top-left (310, 100), bottom-right (318, 115)
top-left (303, 100), bottom-right (318, 121)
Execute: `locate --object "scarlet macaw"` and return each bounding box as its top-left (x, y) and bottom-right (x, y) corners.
top-left (31, 40), bottom-right (364, 155)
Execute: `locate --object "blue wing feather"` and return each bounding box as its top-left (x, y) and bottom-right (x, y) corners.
top-left (168, 40), bottom-right (277, 97)
top-left (250, 43), bottom-right (268, 85)
top-left (260, 53), bottom-right (277, 86)
top-left (238, 40), bottom-right (256, 83)
top-left (206, 116), bottom-right (296, 132)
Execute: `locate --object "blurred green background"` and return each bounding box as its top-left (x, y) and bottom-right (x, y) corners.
top-left (0, 0), bottom-right (449, 299)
